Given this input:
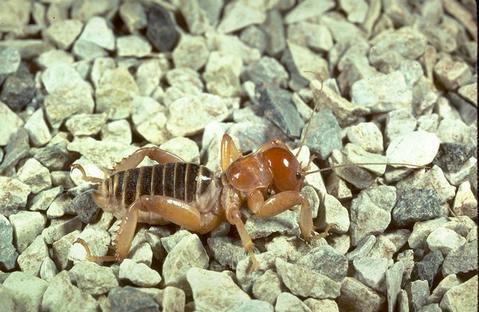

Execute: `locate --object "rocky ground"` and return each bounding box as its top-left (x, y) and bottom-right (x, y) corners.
top-left (0, 0), bottom-right (477, 311)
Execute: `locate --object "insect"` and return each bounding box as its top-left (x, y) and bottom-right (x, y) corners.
top-left (72, 132), bottom-right (327, 271)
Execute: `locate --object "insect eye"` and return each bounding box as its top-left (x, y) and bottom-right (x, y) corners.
top-left (296, 171), bottom-right (302, 179)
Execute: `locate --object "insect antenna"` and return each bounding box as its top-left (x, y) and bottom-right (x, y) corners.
top-left (304, 162), bottom-right (431, 176)
top-left (71, 164), bottom-right (104, 184)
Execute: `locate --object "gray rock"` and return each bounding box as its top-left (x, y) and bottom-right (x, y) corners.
top-left (160, 229), bottom-right (192, 253)
top-left (162, 234), bottom-right (209, 290)
top-left (240, 26), bottom-right (267, 53)
top-left (0, 128), bottom-right (29, 173)
top-left (367, 235), bottom-right (398, 260)
top-left (442, 239), bottom-right (477, 276)
top-left (0, 286), bottom-right (15, 312)
top-left (407, 280), bottom-right (430, 311)
top-left (434, 57), bottom-right (472, 90)
top-left (207, 236), bottom-right (246, 270)
top-left (417, 113), bottom-right (439, 133)
top-left (287, 42), bottom-right (329, 88)
top-left (3, 272), bottom-right (48, 312)
top-left (242, 56), bottom-right (288, 87)
top-left (187, 267), bottom-right (250, 312)
top-left (72, 39), bottom-right (107, 61)
top-left (69, 261), bottom-right (118, 296)
top-left (0, 47), bottom-right (20, 77)
top-left (329, 149), bottom-right (376, 189)
top-left (39, 257), bottom-right (57, 282)
top-left (426, 227), bottom-right (466, 255)
top-left (342, 143), bottom-right (387, 175)
top-left (95, 67), bottom-right (139, 120)
top-left (146, 4), bottom-right (179, 52)
top-left (440, 275), bottom-right (477, 311)
top-left (298, 245), bottom-right (348, 281)
top-left (287, 22), bottom-right (333, 52)
top-left (30, 133), bottom-right (70, 171)
top-left (42, 216), bottom-right (82, 244)
top-left (77, 16), bottom-right (114, 50)
top-left (346, 122), bottom-right (383, 153)
top-left (218, 0), bottom-right (266, 33)
top-left (245, 209), bottom-right (300, 239)
top-left (0, 176), bottom-right (30, 217)
top-left (398, 289), bottom-right (409, 312)
top-left (412, 250), bottom-right (443, 287)
top-left (347, 235), bottom-right (376, 261)
top-left (252, 269), bottom-right (282, 305)
top-left (116, 35), bottom-right (151, 58)
top-left (261, 9), bottom-right (286, 56)
top-left (319, 193), bottom-right (350, 234)
top-left (304, 298), bottom-right (339, 312)
top-left (399, 60), bottom-right (423, 86)
top-left (408, 218), bottom-right (449, 249)
top-left (17, 235), bottom-right (48, 276)
top-left (172, 35), bottom-right (209, 70)
top-left (353, 257), bottom-right (388, 292)
top-left (392, 189), bottom-right (443, 227)
top-left (44, 19), bottom-right (83, 49)
top-left (178, 0), bottom-right (211, 35)
top-left (276, 258), bottom-right (341, 299)
top-left (433, 143), bottom-right (475, 173)
top-left (108, 286), bottom-right (159, 312)
top-left (303, 108), bottom-right (341, 159)
top-left (119, 2), bottom-right (147, 33)
top-left (276, 292), bottom-right (312, 312)
top-left (419, 303), bottom-right (441, 312)
top-left (52, 230), bottom-right (80, 270)
top-left (385, 109), bottom-right (417, 143)
top-left (9, 211), bottom-right (46, 252)
top-left (350, 185), bottom-right (397, 245)
top-left (167, 93), bottom-right (236, 137)
top-left (458, 82), bottom-right (477, 106)
top-left (386, 261), bottom-right (404, 312)
top-left (41, 270), bottom-right (97, 312)
top-left (65, 113), bottom-right (107, 136)
top-left (0, 215), bottom-right (18, 270)
top-left (162, 286), bottom-right (185, 312)
top-left (453, 181), bottom-right (477, 218)
top-left (338, 277), bottom-right (386, 312)
top-left (66, 189), bottom-right (99, 224)
top-left (119, 259), bottom-right (161, 287)
top-left (24, 109), bottom-right (52, 147)
top-left (428, 274), bottom-right (461, 304)
top-left (232, 300), bottom-right (274, 312)
top-left (351, 71), bottom-right (412, 112)
top-left (340, 0), bottom-right (368, 23)
top-left (285, 0), bottom-right (334, 24)
top-left (0, 101), bottom-right (24, 146)
top-left (436, 118), bottom-right (475, 145)
top-left (0, 65), bottom-right (35, 112)
top-left (203, 51), bottom-right (242, 97)
top-left (17, 158), bottom-right (52, 194)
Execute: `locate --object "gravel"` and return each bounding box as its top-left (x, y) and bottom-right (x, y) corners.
top-left (0, 1), bottom-right (477, 311)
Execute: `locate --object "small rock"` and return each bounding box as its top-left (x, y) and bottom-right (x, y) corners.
top-left (298, 244), bottom-right (348, 281)
top-left (252, 269), bottom-right (282, 305)
top-left (207, 236), bottom-right (246, 270)
top-left (433, 143), bottom-right (475, 173)
top-left (284, 0), bottom-right (335, 24)
top-left (0, 176), bottom-right (31, 216)
top-left (398, 289), bottom-right (410, 312)
top-left (9, 211), bottom-right (46, 252)
top-left (51, 230), bottom-right (80, 270)
top-left (162, 234), bottom-right (209, 290)
top-left (343, 143), bottom-right (387, 175)
top-left (417, 113), bottom-right (439, 133)
top-left (162, 286), bottom-right (185, 312)
top-left (178, 0), bottom-right (211, 35)
top-left (0, 66), bottom-right (36, 112)
top-left (218, 1), bottom-right (266, 33)
top-left (351, 71), bottom-right (413, 112)
top-left (17, 235), bottom-right (49, 276)
top-left (116, 35), bottom-right (151, 58)
top-left (412, 250), bottom-right (444, 287)
top-left (408, 217), bottom-right (449, 249)
top-left (385, 109), bottom-right (417, 142)
top-left (426, 227), bottom-right (466, 255)
top-left (275, 292), bottom-right (312, 312)
top-left (108, 286), bottom-right (159, 312)
top-left (287, 41), bottom-right (329, 86)
top-left (346, 122), bottom-right (383, 153)
top-left (340, 0), bottom-right (368, 23)
top-left (205, 32), bottom-right (261, 65)
top-left (453, 181), bottom-right (477, 218)
top-left (287, 22), bottom-right (333, 52)
top-left (72, 39), bottom-right (107, 61)
top-left (242, 56), bottom-right (288, 87)
top-left (442, 239), bottom-right (477, 276)
top-left (367, 235), bottom-right (398, 260)
top-left (17, 158), bottom-right (52, 194)
top-left (159, 137), bottom-right (200, 164)
top-left (24, 109), bottom-right (52, 147)
top-left (386, 261), bottom-right (404, 312)
top-left (338, 277), bottom-right (386, 312)
top-left (392, 189), bottom-right (443, 227)
top-left (44, 19), bottom-right (83, 49)
top-left (245, 209), bottom-right (299, 239)
top-left (42, 270), bottom-right (97, 312)
top-left (407, 280), bottom-right (430, 311)
top-left (78, 16), bottom-right (114, 50)
top-left (172, 35), bottom-right (209, 70)
top-left (39, 257), bottom-right (57, 282)
top-left (353, 257), bottom-right (388, 292)
top-left (31, 133), bottom-right (71, 171)
top-left (347, 235), bottom-right (376, 261)
top-left (440, 275), bottom-right (478, 312)
top-left (0, 286), bottom-right (15, 311)
top-left (203, 51), bottom-right (242, 97)
top-left (428, 274), bottom-right (461, 303)
top-left (303, 108), bottom-right (341, 159)
top-left (350, 185), bottom-right (396, 245)
top-left (276, 258), bottom-right (341, 299)
top-left (433, 56), bottom-right (472, 90)
top-left (458, 82), bottom-right (477, 106)
top-left (187, 268), bottom-right (250, 312)
top-left (119, 259), bottom-right (161, 287)
top-left (436, 117), bottom-right (474, 145)
top-left (42, 216), bottom-right (82, 244)
top-left (160, 229), bottom-right (191, 253)
top-left (3, 272), bottom-right (48, 312)
top-left (69, 261), bottom-right (119, 296)
top-left (119, 2), bottom-right (147, 33)
top-left (240, 26), bottom-right (267, 53)
top-left (261, 9), bottom-right (286, 56)
top-left (167, 93), bottom-right (236, 137)
top-left (0, 101), bottom-right (24, 146)
top-left (0, 47), bottom-right (20, 78)
top-left (101, 120), bottom-right (132, 143)
top-left (304, 298), bottom-right (339, 312)
top-left (0, 215), bottom-right (18, 270)
top-left (319, 193), bottom-right (350, 234)
top-left (65, 113), bottom-right (107, 137)
top-left (146, 4), bottom-right (179, 52)
top-left (232, 299), bottom-right (274, 312)
top-left (69, 226), bottom-right (110, 262)
top-left (95, 67), bottom-right (139, 119)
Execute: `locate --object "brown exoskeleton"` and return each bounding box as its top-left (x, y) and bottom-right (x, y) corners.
top-left (72, 132), bottom-right (324, 271)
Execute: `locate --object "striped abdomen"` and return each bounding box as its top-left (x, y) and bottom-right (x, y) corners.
top-left (103, 163), bottom-right (215, 209)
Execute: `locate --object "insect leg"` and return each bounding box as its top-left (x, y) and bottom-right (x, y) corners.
top-left (112, 147), bottom-right (184, 173)
top-left (220, 134), bottom-right (242, 171)
top-left (247, 189), bottom-right (316, 241)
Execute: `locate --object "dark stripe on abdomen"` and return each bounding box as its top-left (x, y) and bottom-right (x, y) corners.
top-left (163, 163), bottom-right (175, 197)
top-left (114, 171), bottom-right (124, 203)
top-left (185, 164), bottom-right (199, 202)
top-left (124, 168), bottom-right (139, 206)
top-left (139, 166), bottom-right (152, 197)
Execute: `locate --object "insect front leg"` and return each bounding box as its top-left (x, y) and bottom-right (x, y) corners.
top-left (247, 189), bottom-right (328, 241)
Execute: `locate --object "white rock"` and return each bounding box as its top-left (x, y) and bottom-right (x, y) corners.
top-left (65, 113), bottom-right (107, 136)
top-left (172, 35), bottom-right (209, 70)
top-left (319, 193), bottom-right (350, 234)
top-left (9, 211), bottom-right (47, 252)
top-left (285, 0), bottom-right (335, 24)
top-left (119, 259), bottom-right (161, 287)
top-left (44, 19), bottom-right (83, 49)
top-left (453, 181), bottom-right (477, 218)
top-left (426, 227), bottom-right (466, 255)
top-left (386, 130), bottom-right (440, 166)
top-left (218, 1), bottom-right (266, 33)
top-left (36, 49), bottom-right (75, 68)
top-left (116, 35), bottom-right (151, 58)
top-left (78, 16), bottom-right (115, 50)
top-left (17, 158), bottom-right (52, 194)
top-left (0, 101), bottom-right (24, 146)
top-left (339, 0), bottom-right (368, 23)
top-left (408, 217), bottom-right (449, 249)
top-left (160, 137), bottom-right (200, 164)
top-left (353, 257), bottom-right (388, 292)
top-left (346, 122), bottom-right (383, 153)
top-left (101, 120), bottom-right (132, 144)
top-left (42, 63), bottom-right (87, 94)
